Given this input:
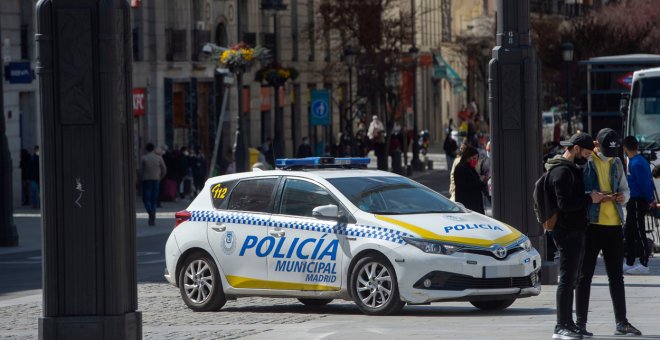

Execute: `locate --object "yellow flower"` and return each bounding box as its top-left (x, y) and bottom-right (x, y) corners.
top-left (240, 48), bottom-right (254, 62)
top-left (220, 50), bottom-right (234, 64)
top-left (278, 69), bottom-right (290, 79)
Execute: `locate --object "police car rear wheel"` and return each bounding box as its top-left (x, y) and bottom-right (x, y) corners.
top-left (178, 253), bottom-right (226, 312)
top-left (469, 298), bottom-right (516, 311)
top-left (297, 298), bottom-right (334, 306)
top-left (351, 255), bottom-right (405, 315)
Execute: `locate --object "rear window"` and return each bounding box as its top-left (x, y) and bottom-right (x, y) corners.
top-left (209, 180), bottom-right (238, 210)
top-left (226, 178), bottom-right (278, 213)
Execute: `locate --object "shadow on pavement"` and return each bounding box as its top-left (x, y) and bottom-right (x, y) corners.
top-left (220, 302), bottom-right (555, 317)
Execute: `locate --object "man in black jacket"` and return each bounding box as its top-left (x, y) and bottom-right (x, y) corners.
top-left (546, 132), bottom-right (605, 340)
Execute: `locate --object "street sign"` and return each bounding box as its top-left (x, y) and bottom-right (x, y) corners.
top-left (310, 89), bottom-right (330, 126)
top-left (4, 62), bottom-right (33, 84)
top-left (132, 88), bottom-right (146, 117)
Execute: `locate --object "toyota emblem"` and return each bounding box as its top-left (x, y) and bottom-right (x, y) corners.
top-left (492, 245), bottom-right (507, 259)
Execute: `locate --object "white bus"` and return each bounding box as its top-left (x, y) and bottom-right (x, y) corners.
top-left (623, 67), bottom-right (660, 197)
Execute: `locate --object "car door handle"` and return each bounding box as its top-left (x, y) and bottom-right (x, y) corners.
top-left (269, 230), bottom-right (285, 237)
top-left (210, 223), bottom-right (227, 232)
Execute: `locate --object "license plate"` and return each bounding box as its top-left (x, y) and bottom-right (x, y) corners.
top-left (484, 264), bottom-right (525, 278)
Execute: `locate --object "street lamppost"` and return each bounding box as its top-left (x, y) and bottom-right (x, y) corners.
top-left (409, 45), bottom-right (423, 171)
top-left (562, 41), bottom-right (574, 135)
top-left (344, 45), bottom-right (356, 155)
top-left (234, 0), bottom-right (248, 172)
top-left (262, 0), bottom-right (287, 158)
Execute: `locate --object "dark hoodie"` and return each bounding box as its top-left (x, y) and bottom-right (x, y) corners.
top-left (544, 155), bottom-right (591, 230)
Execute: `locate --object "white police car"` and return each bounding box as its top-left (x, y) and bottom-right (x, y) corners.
top-left (164, 157), bottom-right (541, 315)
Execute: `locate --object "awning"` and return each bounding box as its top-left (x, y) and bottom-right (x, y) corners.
top-left (433, 53), bottom-right (465, 94)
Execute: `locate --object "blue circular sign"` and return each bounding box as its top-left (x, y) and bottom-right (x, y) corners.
top-left (311, 100), bottom-right (329, 119)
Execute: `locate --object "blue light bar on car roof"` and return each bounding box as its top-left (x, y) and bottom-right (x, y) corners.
top-left (275, 157), bottom-right (370, 168)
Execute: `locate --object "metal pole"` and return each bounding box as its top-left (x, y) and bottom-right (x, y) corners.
top-left (410, 0), bottom-right (422, 171)
top-left (273, 12), bottom-right (284, 158)
top-left (566, 61), bottom-right (572, 135)
top-left (36, 0), bottom-right (141, 338)
top-left (209, 80), bottom-right (231, 177)
top-left (490, 0), bottom-right (552, 283)
top-left (234, 0), bottom-right (248, 172)
top-left (348, 65), bottom-right (353, 155)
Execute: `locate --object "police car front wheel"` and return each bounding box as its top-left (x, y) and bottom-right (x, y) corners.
top-left (351, 255), bottom-right (405, 315)
top-left (178, 252), bottom-right (227, 312)
top-left (469, 298), bottom-right (516, 311)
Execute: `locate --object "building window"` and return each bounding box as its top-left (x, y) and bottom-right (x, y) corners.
top-left (166, 29), bottom-right (188, 61)
top-left (441, 0), bottom-right (451, 42)
top-left (291, 0), bottom-right (299, 61)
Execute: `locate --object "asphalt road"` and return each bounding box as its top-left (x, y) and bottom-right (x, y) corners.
top-left (0, 233), bottom-right (170, 298)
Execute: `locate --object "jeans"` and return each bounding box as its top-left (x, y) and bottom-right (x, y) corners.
top-left (30, 180), bottom-right (40, 209)
top-left (625, 198), bottom-right (650, 267)
top-left (142, 180), bottom-right (160, 215)
top-left (446, 154), bottom-right (455, 171)
top-left (553, 227), bottom-right (586, 326)
top-left (576, 224), bottom-right (627, 325)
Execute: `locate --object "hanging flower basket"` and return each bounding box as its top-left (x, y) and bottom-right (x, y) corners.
top-left (217, 42), bottom-right (268, 74)
top-left (254, 62), bottom-right (299, 87)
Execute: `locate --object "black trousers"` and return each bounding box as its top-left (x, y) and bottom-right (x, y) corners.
top-left (625, 198), bottom-right (650, 267)
top-left (576, 224), bottom-right (627, 325)
top-left (553, 227), bottom-right (586, 326)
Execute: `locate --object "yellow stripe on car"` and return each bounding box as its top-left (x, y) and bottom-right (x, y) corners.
top-left (375, 215), bottom-right (522, 247)
top-left (226, 275), bottom-right (340, 291)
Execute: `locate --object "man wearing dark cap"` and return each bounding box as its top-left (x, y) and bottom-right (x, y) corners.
top-left (546, 132), bottom-right (606, 339)
top-left (575, 128), bottom-right (641, 337)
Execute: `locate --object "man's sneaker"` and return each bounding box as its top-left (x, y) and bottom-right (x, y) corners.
top-left (615, 322), bottom-right (642, 336)
top-left (574, 324), bottom-right (593, 338)
top-left (623, 262), bottom-right (635, 272)
top-left (626, 264), bottom-right (650, 275)
top-left (553, 325), bottom-right (583, 339)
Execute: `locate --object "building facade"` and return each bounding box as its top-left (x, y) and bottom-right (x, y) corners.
top-left (3, 0), bottom-right (475, 205)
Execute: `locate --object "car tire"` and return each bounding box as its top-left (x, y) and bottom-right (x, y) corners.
top-left (178, 252), bottom-right (226, 312)
top-left (351, 254), bottom-right (405, 315)
top-left (469, 298), bottom-right (516, 311)
top-left (297, 298), bottom-right (334, 306)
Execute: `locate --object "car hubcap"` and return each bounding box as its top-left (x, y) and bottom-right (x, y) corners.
top-left (356, 262), bottom-right (393, 308)
top-left (183, 259), bottom-right (213, 304)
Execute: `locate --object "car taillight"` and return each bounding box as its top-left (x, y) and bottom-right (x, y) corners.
top-left (175, 210), bottom-right (191, 228)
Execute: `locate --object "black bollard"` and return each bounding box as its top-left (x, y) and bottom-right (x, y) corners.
top-left (36, 0), bottom-right (141, 338)
top-left (489, 0), bottom-right (554, 283)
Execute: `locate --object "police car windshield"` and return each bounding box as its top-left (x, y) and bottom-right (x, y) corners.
top-left (327, 176), bottom-right (462, 214)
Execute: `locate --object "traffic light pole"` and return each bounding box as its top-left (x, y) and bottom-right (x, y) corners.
top-left (489, 0), bottom-right (555, 283)
top-left (36, 0), bottom-right (141, 338)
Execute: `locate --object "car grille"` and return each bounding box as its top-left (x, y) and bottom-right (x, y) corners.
top-left (414, 270), bottom-right (538, 291)
top-left (460, 246), bottom-right (523, 260)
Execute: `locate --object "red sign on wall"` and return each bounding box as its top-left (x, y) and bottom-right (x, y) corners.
top-left (132, 88), bottom-right (146, 117)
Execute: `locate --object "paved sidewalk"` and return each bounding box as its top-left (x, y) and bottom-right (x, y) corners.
top-left (1, 258), bottom-right (659, 339)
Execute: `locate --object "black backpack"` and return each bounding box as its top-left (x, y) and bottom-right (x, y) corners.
top-left (533, 165), bottom-right (566, 230)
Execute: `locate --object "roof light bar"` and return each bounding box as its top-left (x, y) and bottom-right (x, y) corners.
top-left (275, 157), bottom-right (370, 169)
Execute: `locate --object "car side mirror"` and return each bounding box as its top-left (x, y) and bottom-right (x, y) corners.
top-left (312, 204), bottom-right (339, 220)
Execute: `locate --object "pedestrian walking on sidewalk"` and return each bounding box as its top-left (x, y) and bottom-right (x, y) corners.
top-left (575, 129), bottom-right (641, 337)
top-left (449, 143), bottom-right (468, 201)
top-left (140, 143), bottom-right (167, 226)
top-left (453, 146), bottom-right (485, 214)
top-left (28, 146), bottom-right (40, 209)
top-left (443, 126), bottom-right (458, 171)
top-left (622, 136), bottom-right (657, 275)
top-left (546, 132), bottom-right (605, 340)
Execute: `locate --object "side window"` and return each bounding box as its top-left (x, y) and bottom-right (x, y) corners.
top-left (280, 179), bottom-right (340, 218)
top-left (227, 178), bottom-right (278, 213)
top-left (210, 180), bottom-right (237, 210)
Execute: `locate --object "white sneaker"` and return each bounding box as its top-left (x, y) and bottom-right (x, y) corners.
top-left (626, 264), bottom-right (650, 275)
top-left (623, 262), bottom-right (635, 272)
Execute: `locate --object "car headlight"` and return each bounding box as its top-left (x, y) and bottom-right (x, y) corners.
top-left (402, 237), bottom-right (460, 255)
top-left (519, 237), bottom-right (532, 252)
